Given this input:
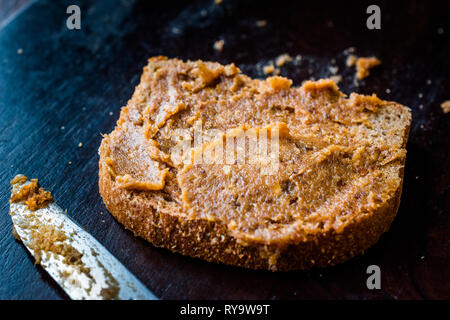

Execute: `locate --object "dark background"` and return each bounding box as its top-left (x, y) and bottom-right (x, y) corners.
top-left (0, 0), bottom-right (448, 300)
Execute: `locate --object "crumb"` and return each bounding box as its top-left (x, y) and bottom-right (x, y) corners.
top-left (328, 66), bottom-right (339, 75)
top-left (200, 9), bottom-right (207, 16)
top-left (346, 54), bottom-right (357, 67)
top-left (330, 58), bottom-right (336, 64)
top-left (61, 126), bottom-right (65, 130)
top-left (420, 124), bottom-right (424, 129)
top-left (327, 21), bottom-right (334, 28)
top-left (213, 39), bottom-right (225, 52)
top-left (415, 176), bottom-right (419, 179)
top-left (418, 93), bottom-right (423, 98)
top-left (17, 48), bottom-right (23, 55)
top-left (355, 57), bottom-right (381, 79)
top-left (419, 104), bottom-right (423, 110)
top-left (346, 47), bottom-right (356, 54)
top-left (275, 54), bottom-right (292, 67)
top-left (263, 64), bottom-right (275, 75)
top-left (329, 75), bottom-right (342, 84)
top-left (109, 111), bottom-right (113, 116)
top-left (215, 0), bottom-right (223, 4)
top-left (11, 164), bottom-right (14, 168)
top-left (295, 54), bottom-right (302, 61)
top-left (427, 80), bottom-right (432, 85)
top-left (82, 107), bottom-right (86, 111)
top-left (256, 20), bottom-right (267, 27)
top-left (437, 27), bottom-right (444, 35)
top-left (68, 161), bottom-right (72, 165)
top-left (386, 88), bottom-right (391, 94)
top-left (420, 256), bottom-right (425, 260)
top-left (441, 100), bottom-right (450, 113)
top-left (78, 142), bottom-right (83, 148)
top-left (171, 27), bottom-right (180, 34)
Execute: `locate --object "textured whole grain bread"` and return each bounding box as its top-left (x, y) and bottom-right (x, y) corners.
top-left (99, 56), bottom-right (411, 271)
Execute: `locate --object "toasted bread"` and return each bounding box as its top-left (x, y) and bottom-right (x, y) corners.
top-left (99, 57), bottom-right (411, 271)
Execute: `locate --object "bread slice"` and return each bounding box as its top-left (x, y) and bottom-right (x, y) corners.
top-left (98, 56), bottom-right (411, 271)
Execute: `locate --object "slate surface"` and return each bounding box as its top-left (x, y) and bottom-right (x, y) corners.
top-left (0, 0), bottom-right (448, 300)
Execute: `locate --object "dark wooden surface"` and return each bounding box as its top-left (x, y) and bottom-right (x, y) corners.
top-left (0, 0), bottom-right (448, 300)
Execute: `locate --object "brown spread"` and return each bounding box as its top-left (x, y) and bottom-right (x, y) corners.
top-left (10, 175), bottom-right (54, 211)
top-left (100, 57), bottom-right (409, 243)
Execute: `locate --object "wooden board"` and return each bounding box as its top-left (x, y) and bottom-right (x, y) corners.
top-left (0, 0), bottom-right (448, 300)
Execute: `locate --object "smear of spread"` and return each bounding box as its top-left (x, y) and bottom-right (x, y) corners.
top-left (102, 123), bottom-right (169, 191)
top-left (102, 57), bottom-right (410, 243)
top-left (10, 175), bottom-right (53, 211)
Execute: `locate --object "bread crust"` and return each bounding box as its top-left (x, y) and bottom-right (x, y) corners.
top-left (98, 57), bottom-right (411, 271)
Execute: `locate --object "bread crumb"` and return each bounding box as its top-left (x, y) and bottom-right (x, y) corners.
top-left (418, 93), bottom-right (423, 98)
top-left (437, 27), bottom-right (444, 35)
top-left (256, 20), bottom-right (267, 27)
top-left (275, 54), bottom-right (292, 67)
top-left (68, 161), bottom-right (72, 165)
top-left (78, 142), bottom-right (83, 148)
top-left (329, 75), bottom-right (342, 84)
top-left (17, 48), bottom-right (23, 55)
top-left (346, 55), bottom-right (357, 67)
top-left (215, 0), bottom-right (223, 4)
top-left (61, 126), bottom-right (65, 130)
top-left (426, 80), bottom-right (432, 85)
top-left (263, 63), bottom-right (280, 75)
top-left (328, 66), bottom-right (339, 75)
top-left (419, 104), bottom-right (423, 110)
top-left (356, 57), bottom-right (381, 79)
top-left (263, 64), bottom-right (274, 74)
top-left (213, 39), bottom-right (225, 52)
top-left (346, 47), bottom-right (355, 54)
top-left (386, 88), bottom-right (391, 94)
top-left (109, 111), bottom-right (113, 116)
top-left (441, 100), bottom-right (450, 113)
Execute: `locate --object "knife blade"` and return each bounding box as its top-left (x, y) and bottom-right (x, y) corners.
top-left (8, 175), bottom-right (157, 300)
